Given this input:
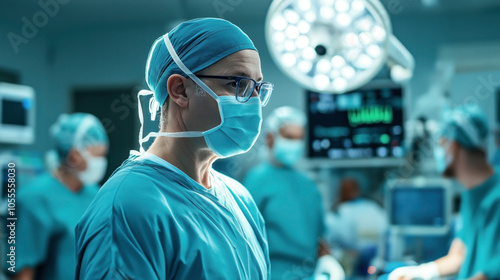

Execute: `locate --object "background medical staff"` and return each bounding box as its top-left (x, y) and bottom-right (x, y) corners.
top-left (389, 104), bottom-right (500, 280)
top-left (13, 113), bottom-right (108, 280)
top-left (244, 106), bottom-right (330, 280)
top-left (326, 177), bottom-right (387, 277)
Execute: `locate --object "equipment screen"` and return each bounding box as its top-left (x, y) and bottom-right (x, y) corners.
top-left (307, 87), bottom-right (404, 159)
top-left (2, 99), bottom-right (29, 126)
top-left (391, 187), bottom-right (445, 227)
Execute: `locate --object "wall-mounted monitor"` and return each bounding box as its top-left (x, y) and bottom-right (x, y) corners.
top-left (0, 83), bottom-right (35, 145)
top-left (307, 83), bottom-right (404, 162)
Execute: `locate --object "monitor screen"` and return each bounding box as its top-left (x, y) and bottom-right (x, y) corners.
top-left (390, 187), bottom-right (445, 227)
top-left (2, 99), bottom-right (30, 126)
top-left (307, 86), bottom-right (404, 159)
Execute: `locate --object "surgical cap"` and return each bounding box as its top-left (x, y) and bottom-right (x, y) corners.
top-left (440, 104), bottom-right (489, 150)
top-left (264, 106), bottom-right (307, 135)
top-left (145, 18), bottom-right (257, 107)
top-left (50, 113), bottom-right (109, 161)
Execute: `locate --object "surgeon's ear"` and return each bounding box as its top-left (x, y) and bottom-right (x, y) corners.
top-left (167, 74), bottom-right (189, 108)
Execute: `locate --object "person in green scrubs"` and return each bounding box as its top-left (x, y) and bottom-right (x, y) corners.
top-left (13, 113), bottom-right (108, 280)
top-left (389, 104), bottom-right (500, 280)
top-left (244, 106), bottom-right (331, 280)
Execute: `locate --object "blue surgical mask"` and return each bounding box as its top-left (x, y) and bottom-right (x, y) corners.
top-left (77, 150), bottom-right (108, 185)
top-left (273, 136), bottom-right (304, 166)
top-left (433, 143), bottom-right (452, 174)
top-left (203, 96), bottom-right (262, 157)
top-left (136, 34), bottom-right (263, 158)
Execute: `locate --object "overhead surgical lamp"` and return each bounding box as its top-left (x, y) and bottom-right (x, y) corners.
top-left (265, 0), bottom-right (415, 93)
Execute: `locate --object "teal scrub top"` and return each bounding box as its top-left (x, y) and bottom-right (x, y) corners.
top-left (75, 153), bottom-right (270, 280)
top-left (244, 161), bottom-right (325, 280)
top-left (15, 173), bottom-right (99, 280)
top-left (458, 171), bottom-right (500, 279)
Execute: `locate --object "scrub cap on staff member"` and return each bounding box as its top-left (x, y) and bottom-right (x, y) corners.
top-left (48, 113), bottom-right (108, 167)
top-left (264, 106), bottom-right (307, 135)
top-left (440, 104), bottom-right (488, 150)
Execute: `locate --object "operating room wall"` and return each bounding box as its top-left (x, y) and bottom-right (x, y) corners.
top-left (450, 70), bottom-right (500, 156)
top-left (391, 9), bottom-right (500, 112)
top-left (2, 7), bottom-right (500, 174)
top-left (390, 9), bottom-right (500, 159)
top-left (44, 20), bottom-right (308, 174)
top-left (47, 22), bottom-right (166, 158)
top-left (240, 9), bottom-right (500, 193)
top-left (0, 21), bottom-right (52, 154)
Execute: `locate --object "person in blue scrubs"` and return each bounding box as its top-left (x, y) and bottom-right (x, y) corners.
top-left (75, 18), bottom-right (273, 280)
top-left (491, 128), bottom-right (500, 167)
top-left (14, 113), bottom-right (108, 280)
top-left (244, 106), bottom-right (331, 280)
top-left (389, 104), bottom-right (500, 280)
top-left (326, 177), bottom-right (387, 276)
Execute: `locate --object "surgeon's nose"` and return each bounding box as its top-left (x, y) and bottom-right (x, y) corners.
top-left (251, 87), bottom-right (259, 98)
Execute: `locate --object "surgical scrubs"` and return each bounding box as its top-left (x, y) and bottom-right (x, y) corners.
top-left (244, 161), bottom-right (325, 280)
top-left (458, 171), bottom-right (500, 279)
top-left (15, 173), bottom-right (98, 280)
top-left (75, 153), bottom-right (270, 279)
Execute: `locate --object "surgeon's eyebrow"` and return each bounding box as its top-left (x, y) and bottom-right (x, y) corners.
top-left (230, 71), bottom-right (264, 82)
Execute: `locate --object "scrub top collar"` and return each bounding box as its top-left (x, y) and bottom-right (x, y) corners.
top-left (136, 152), bottom-right (216, 196)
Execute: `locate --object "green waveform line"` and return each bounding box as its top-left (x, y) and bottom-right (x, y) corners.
top-left (348, 106), bottom-right (393, 127)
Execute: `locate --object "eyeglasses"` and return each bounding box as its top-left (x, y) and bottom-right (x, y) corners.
top-left (196, 75), bottom-right (273, 106)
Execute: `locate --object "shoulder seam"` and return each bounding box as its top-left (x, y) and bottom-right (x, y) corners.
top-left (108, 163), bottom-right (139, 273)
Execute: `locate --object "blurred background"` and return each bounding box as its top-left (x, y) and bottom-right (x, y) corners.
top-left (1, 0), bottom-right (500, 279)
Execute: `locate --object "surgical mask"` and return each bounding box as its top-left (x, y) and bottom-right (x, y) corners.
top-left (273, 136), bottom-right (304, 166)
top-left (433, 143), bottom-right (452, 174)
top-left (137, 34), bottom-right (262, 158)
top-left (77, 150), bottom-right (107, 185)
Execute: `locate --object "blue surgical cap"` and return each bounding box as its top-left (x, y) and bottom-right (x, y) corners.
top-left (440, 104), bottom-right (489, 150)
top-left (145, 18), bottom-right (257, 107)
top-left (264, 106), bottom-right (307, 135)
top-left (50, 113), bottom-right (109, 161)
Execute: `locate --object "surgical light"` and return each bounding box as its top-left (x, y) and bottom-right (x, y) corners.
top-left (265, 0), bottom-right (415, 93)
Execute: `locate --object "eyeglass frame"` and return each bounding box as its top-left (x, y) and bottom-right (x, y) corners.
top-left (195, 75), bottom-right (273, 105)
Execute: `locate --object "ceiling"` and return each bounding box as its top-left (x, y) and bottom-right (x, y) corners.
top-left (1, 0), bottom-right (500, 34)
top-left (0, 0), bottom-right (272, 33)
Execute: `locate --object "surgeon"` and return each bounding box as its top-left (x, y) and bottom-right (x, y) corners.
top-left (14, 113), bottom-right (108, 280)
top-left (244, 106), bottom-right (331, 280)
top-left (389, 104), bottom-right (500, 280)
top-left (491, 128), bottom-right (500, 166)
top-left (75, 18), bottom-right (273, 279)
